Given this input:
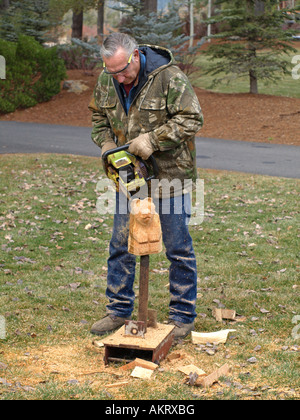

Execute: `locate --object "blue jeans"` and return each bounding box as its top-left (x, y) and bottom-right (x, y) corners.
top-left (106, 193), bottom-right (197, 324)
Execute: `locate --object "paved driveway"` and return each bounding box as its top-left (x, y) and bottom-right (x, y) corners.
top-left (0, 121), bottom-right (299, 179)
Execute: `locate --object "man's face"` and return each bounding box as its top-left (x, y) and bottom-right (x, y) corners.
top-left (103, 47), bottom-right (140, 85)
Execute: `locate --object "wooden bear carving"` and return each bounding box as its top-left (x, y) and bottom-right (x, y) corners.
top-left (128, 197), bottom-right (162, 256)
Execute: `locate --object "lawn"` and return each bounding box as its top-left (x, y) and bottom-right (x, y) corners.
top-left (190, 45), bottom-right (300, 98)
top-left (0, 154), bottom-right (299, 400)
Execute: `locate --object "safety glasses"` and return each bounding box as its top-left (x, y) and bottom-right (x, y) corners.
top-left (103, 53), bottom-right (133, 75)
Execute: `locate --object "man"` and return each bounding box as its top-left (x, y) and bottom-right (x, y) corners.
top-left (88, 33), bottom-right (203, 340)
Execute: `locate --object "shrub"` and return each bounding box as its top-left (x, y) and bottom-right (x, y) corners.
top-left (57, 38), bottom-right (101, 71)
top-left (0, 35), bottom-right (66, 114)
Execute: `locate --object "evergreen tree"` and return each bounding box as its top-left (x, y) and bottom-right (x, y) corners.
top-left (0, 0), bottom-right (57, 43)
top-left (203, 0), bottom-right (298, 94)
top-left (109, 0), bottom-right (191, 63)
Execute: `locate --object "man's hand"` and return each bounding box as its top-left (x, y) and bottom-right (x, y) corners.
top-left (128, 133), bottom-right (154, 160)
top-left (101, 141), bottom-right (117, 177)
top-left (101, 141), bottom-right (116, 155)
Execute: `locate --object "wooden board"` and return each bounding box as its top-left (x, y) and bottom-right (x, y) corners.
top-left (102, 324), bottom-right (174, 350)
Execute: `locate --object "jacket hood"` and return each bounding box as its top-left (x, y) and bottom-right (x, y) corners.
top-left (138, 45), bottom-right (175, 76)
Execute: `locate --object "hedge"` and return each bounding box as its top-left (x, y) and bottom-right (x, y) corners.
top-left (0, 35), bottom-right (66, 114)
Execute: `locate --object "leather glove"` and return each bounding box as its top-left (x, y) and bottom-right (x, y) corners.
top-left (128, 133), bottom-right (154, 160)
top-left (101, 141), bottom-right (116, 155)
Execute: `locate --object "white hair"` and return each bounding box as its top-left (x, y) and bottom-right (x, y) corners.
top-left (101, 33), bottom-right (138, 60)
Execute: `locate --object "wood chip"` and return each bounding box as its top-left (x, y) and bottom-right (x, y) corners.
top-left (105, 381), bottom-right (129, 389)
top-left (221, 309), bottom-right (237, 320)
top-left (191, 329), bottom-right (236, 345)
top-left (177, 364), bottom-right (206, 377)
top-left (131, 366), bottom-right (154, 379)
top-left (195, 363), bottom-right (230, 388)
top-left (167, 352), bottom-right (185, 362)
top-left (92, 340), bottom-right (104, 348)
top-left (120, 358), bottom-right (158, 372)
top-left (212, 308), bottom-right (223, 322)
top-left (212, 308), bottom-right (237, 322)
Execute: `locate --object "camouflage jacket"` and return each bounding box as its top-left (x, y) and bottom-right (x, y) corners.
top-left (88, 45), bottom-right (203, 194)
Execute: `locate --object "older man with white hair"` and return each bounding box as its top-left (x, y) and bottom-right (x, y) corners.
top-left (89, 32), bottom-right (203, 341)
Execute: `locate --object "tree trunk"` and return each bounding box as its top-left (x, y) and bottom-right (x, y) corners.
top-left (248, 42), bottom-right (258, 94)
top-left (0, 0), bottom-right (10, 10)
top-left (249, 69), bottom-right (258, 94)
top-left (207, 0), bottom-right (212, 42)
top-left (72, 9), bottom-right (83, 39)
top-left (254, 1), bottom-right (265, 16)
top-left (97, 1), bottom-right (104, 39)
top-left (141, 0), bottom-right (157, 14)
top-left (189, 0), bottom-right (194, 48)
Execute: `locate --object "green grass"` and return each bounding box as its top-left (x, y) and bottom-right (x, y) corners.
top-left (190, 45), bottom-right (300, 98)
top-left (0, 154), bottom-right (299, 400)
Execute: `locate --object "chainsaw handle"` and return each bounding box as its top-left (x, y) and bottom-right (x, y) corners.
top-left (102, 144), bottom-right (131, 161)
top-left (145, 153), bottom-right (159, 181)
top-left (102, 144), bottom-right (159, 180)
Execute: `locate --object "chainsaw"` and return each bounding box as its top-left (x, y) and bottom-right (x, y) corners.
top-left (102, 144), bottom-right (159, 199)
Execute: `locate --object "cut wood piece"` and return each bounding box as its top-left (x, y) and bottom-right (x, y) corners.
top-left (131, 366), bottom-right (153, 379)
top-left (212, 308), bottom-right (222, 322)
top-left (167, 352), bottom-right (185, 362)
top-left (191, 329), bottom-right (236, 345)
top-left (234, 314), bottom-right (247, 322)
top-left (177, 364), bottom-right (206, 377)
top-left (92, 340), bottom-right (104, 348)
top-left (195, 363), bottom-right (230, 388)
top-left (212, 308), bottom-right (236, 322)
top-left (120, 358), bottom-right (158, 372)
top-left (221, 309), bottom-right (236, 320)
top-left (105, 381), bottom-right (129, 389)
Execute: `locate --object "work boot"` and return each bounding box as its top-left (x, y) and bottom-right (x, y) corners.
top-left (168, 320), bottom-right (195, 342)
top-left (90, 314), bottom-right (131, 336)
